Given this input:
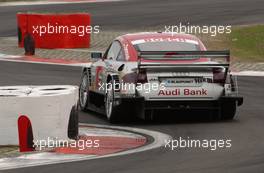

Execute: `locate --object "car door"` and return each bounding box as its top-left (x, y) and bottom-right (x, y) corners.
top-left (94, 40), bottom-right (123, 94)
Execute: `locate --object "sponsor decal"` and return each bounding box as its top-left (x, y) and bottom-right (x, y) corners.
top-left (131, 38), bottom-right (199, 45)
top-left (158, 88), bottom-right (208, 96)
top-left (123, 43), bottom-right (130, 60)
top-left (96, 66), bottom-right (103, 88)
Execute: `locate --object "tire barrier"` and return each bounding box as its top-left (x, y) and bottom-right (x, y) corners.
top-left (17, 13), bottom-right (91, 49)
top-left (23, 33), bottom-right (35, 56)
top-left (0, 85), bottom-right (79, 146)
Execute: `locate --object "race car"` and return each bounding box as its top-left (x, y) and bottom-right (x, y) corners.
top-left (79, 32), bottom-right (243, 123)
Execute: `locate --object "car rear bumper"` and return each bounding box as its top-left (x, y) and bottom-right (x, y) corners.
top-left (118, 96), bottom-right (243, 110)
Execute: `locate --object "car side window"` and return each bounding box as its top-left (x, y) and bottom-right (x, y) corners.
top-left (106, 41), bottom-right (121, 60)
top-left (116, 48), bottom-right (126, 61)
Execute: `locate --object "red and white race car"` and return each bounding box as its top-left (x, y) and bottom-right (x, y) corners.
top-left (79, 32), bottom-right (243, 123)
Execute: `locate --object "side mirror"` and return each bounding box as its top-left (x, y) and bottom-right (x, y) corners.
top-left (118, 64), bottom-right (125, 71)
top-left (91, 52), bottom-right (103, 59)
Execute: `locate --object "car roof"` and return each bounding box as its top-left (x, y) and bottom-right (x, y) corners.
top-left (115, 32), bottom-right (206, 62)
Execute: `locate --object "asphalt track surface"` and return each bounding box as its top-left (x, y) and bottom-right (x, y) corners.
top-left (0, 0), bottom-right (264, 172)
top-left (0, 61), bottom-right (264, 173)
top-left (0, 0), bottom-right (264, 36)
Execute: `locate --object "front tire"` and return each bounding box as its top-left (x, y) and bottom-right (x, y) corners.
top-left (79, 72), bottom-right (89, 111)
top-left (105, 80), bottom-right (121, 123)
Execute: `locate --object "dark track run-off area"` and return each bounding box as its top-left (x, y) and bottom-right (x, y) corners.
top-left (0, 0), bottom-right (264, 36)
top-left (1, 0), bottom-right (264, 172)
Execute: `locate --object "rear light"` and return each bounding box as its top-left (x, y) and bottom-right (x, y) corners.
top-left (213, 68), bottom-right (226, 84)
top-left (137, 69), bottom-right (148, 84)
top-left (229, 74), bottom-right (236, 92)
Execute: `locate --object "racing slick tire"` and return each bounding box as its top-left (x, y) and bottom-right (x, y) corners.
top-left (105, 80), bottom-right (123, 123)
top-left (220, 101), bottom-right (236, 120)
top-left (79, 71), bottom-right (90, 111)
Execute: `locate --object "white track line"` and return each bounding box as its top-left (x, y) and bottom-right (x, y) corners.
top-left (0, 123), bottom-right (171, 171)
top-left (0, 58), bottom-right (90, 67)
top-left (0, 53), bottom-right (90, 66)
top-left (231, 71), bottom-right (264, 76)
top-left (79, 126), bottom-right (143, 138)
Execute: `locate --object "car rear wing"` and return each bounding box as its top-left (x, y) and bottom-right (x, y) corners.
top-left (137, 50), bottom-right (230, 70)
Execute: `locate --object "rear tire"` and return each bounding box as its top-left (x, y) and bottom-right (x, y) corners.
top-left (144, 110), bottom-right (154, 121)
top-left (220, 101), bottom-right (237, 120)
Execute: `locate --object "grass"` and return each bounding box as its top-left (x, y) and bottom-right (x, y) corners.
top-left (0, 146), bottom-right (19, 158)
top-left (230, 25), bottom-right (264, 62)
top-left (201, 25), bottom-right (264, 62)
